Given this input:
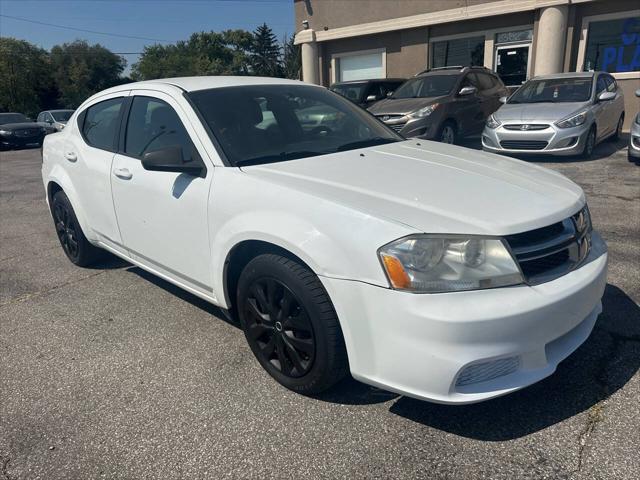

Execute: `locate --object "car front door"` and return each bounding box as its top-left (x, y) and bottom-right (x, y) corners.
top-left (455, 73), bottom-right (484, 136)
top-left (110, 91), bottom-right (214, 297)
top-left (593, 75), bottom-right (613, 140)
top-left (70, 93), bottom-right (128, 254)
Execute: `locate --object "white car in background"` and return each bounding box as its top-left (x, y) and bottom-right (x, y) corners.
top-left (42, 77), bottom-right (607, 404)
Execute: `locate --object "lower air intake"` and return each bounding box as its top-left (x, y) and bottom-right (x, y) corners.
top-left (455, 356), bottom-right (521, 387)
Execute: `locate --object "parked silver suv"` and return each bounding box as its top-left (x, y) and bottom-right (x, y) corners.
top-left (482, 72), bottom-right (625, 158)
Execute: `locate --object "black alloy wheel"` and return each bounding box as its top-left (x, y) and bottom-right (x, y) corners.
top-left (53, 197), bottom-right (80, 260)
top-left (51, 190), bottom-right (102, 266)
top-left (243, 277), bottom-right (315, 378)
top-left (237, 254), bottom-right (348, 394)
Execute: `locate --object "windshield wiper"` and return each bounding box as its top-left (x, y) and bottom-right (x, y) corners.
top-left (336, 137), bottom-right (399, 152)
top-left (235, 150), bottom-right (323, 167)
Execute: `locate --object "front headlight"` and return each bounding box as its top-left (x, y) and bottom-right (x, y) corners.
top-left (378, 235), bottom-right (523, 293)
top-left (0, 129), bottom-right (11, 136)
top-left (408, 103), bottom-right (439, 119)
top-left (556, 110), bottom-right (588, 129)
top-left (486, 114), bottom-right (501, 129)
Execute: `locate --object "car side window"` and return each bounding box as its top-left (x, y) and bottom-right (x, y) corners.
top-left (81, 98), bottom-right (124, 151)
top-left (37, 113), bottom-right (44, 122)
top-left (476, 73), bottom-right (494, 91)
top-left (604, 75), bottom-right (616, 92)
top-left (461, 73), bottom-right (479, 89)
top-left (596, 76), bottom-right (608, 96)
top-left (125, 96), bottom-right (196, 162)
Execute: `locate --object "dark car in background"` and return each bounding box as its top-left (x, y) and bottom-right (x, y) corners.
top-left (368, 66), bottom-right (509, 144)
top-left (0, 113), bottom-right (47, 151)
top-left (330, 78), bottom-right (405, 108)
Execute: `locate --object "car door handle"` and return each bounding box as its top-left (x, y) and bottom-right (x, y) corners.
top-left (113, 168), bottom-right (132, 180)
top-left (64, 152), bottom-right (77, 162)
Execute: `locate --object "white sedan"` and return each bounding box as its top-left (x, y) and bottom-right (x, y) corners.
top-left (42, 76), bottom-right (607, 404)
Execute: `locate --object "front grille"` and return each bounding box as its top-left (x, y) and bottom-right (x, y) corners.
top-left (455, 356), bottom-right (521, 387)
top-left (500, 140), bottom-right (548, 150)
top-left (15, 129), bottom-right (40, 138)
top-left (503, 124), bottom-right (550, 131)
top-left (505, 207), bottom-right (592, 285)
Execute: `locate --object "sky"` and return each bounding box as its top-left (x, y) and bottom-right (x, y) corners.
top-left (0, 0), bottom-right (296, 74)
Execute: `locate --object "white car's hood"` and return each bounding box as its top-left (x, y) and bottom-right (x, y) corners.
top-left (241, 140), bottom-right (584, 236)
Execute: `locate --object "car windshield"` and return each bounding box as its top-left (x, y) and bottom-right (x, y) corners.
top-left (0, 113), bottom-right (28, 125)
top-left (508, 77), bottom-right (593, 104)
top-left (188, 84), bottom-right (402, 167)
top-left (51, 111), bottom-right (73, 121)
top-left (330, 83), bottom-right (367, 103)
top-left (391, 75), bottom-right (457, 99)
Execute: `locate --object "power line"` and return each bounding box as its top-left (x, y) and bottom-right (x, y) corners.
top-left (0, 14), bottom-right (177, 42)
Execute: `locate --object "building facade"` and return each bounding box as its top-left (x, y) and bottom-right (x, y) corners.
top-left (294, 0), bottom-right (640, 129)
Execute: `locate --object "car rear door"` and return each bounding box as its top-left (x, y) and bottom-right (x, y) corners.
top-left (110, 90), bottom-right (214, 297)
top-left (70, 92), bottom-right (129, 254)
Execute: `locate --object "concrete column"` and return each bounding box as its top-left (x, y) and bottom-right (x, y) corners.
top-left (296, 29), bottom-right (320, 85)
top-left (534, 5), bottom-right (569, 76)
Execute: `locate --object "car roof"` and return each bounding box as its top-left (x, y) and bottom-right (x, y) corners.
top-left (119, 76), bottom-right (313, 93)
top-left (532, 72), bottom-right (597, 81)
top-left (331, 78), bottom-right (405, 85)
top-left (47, 109), bottom-right (74, 113)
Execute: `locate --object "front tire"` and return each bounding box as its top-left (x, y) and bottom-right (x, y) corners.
top-left (610, 114), bottom-right (624, 141)
top-left (438, 121), bottom-right (457, 145)
top-left (581, 126), bottom-right (596, 159)
top-left (237, 254), bottom-right (348, 395)
top-left (51, 191), bottom-right (102, 267)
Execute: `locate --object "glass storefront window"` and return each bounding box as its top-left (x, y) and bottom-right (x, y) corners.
top-left (583, 16), bottom-right (640, 73)
top-left (432, 36), bottom-right (485, 68)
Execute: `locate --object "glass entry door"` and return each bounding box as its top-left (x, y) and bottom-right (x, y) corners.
top-left (495, 43), bottom-right (530, 87)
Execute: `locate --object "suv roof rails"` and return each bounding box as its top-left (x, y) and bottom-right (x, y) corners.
top-left (414, 65), bottom-right (492, 76)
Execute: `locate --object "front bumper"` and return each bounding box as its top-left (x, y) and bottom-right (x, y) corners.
top-left (321, 232), bottom-right (607, 404)
top-left (0, 133), bottom-right (45, 150)
top-left (482, 121), bottom-right (591, 156)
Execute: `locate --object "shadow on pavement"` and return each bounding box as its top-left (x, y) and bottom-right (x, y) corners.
top-left (388, 284), bottom-right (640, 440)
top-left (125, 266), bottom-right (240, 329)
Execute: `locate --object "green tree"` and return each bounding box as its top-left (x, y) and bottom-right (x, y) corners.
top-left (0, 38), bottom-right (55, 117)
top-left (132, 30), bottom-right (256, 80)
top-left (282, 35), bottom-right (301, 80)
top-left (250, 23), bottom-right (282, 77)
top-left (49, 40), bottom-right (126, 108)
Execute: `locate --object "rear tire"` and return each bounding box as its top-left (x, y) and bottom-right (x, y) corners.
top-left (237, 253), bottom-right (348, 395)
top-left (51, 191), bottom-right (103, 267)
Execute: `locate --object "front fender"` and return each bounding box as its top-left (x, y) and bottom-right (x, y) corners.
top-left (208, 170), bottom-right (417, 308)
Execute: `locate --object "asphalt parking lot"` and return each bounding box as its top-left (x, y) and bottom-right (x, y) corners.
top-left (1, 140), bottom-right (639, 480)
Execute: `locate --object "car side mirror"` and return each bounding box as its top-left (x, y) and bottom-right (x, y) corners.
top-left (46, 119), bottom-right (54, 124)
top-left (597, 91), bottom-right (616, 102)
top-left (142, 145), bottom-right (204, 177)
top-left (386, 91), bottom-right (393, 97)
top-left (458, 86), bottom-right (477, 96)
top-left (366, 94), bottom-right (378, 102)
top-left (499, 96), bottom-right (508, 104)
